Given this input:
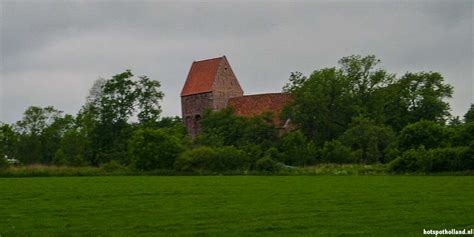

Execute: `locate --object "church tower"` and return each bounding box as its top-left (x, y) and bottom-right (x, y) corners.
top-left (180, 56), bottom-right (243, 137)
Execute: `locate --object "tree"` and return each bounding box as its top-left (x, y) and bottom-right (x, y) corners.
top-left (339, 117), bottom-right (395, 163)
top-left (14, 106), bottom-right (72, 164)
top-left (338, 55), bottom-right (395, 122)
top-left (398, 120), bottom-right (451, 152)
top-left (77, 71), bottom-right (165, 165)
top-left (283, 55), bottom-right (395, 145)
top-left (454, 122), bottom-right (474, 146)
top-left (15, 106), bottom-right (62, 136)
top-left (136, 76), bottom-right (164, 125)
top-left (0, 123), bottom-right (18, 161)
top-left (128, 128), bottom-right (184, 170)
top-left (384, 72), bottom-right (453, 130)
top-left (53, 128), bottom-right (88, 166)
top-left (464, 104), bottom-right (474, 123)
top-left (199, 108), bottom-right (278, 148)
top-left (279, 130), bottom-right (317, 166)
top-left (99, 70), bottom-right (137, 124)
top-left (321, 140), bottom-right (353, 164)
top-left (283, 68), bottom-right (352, 144)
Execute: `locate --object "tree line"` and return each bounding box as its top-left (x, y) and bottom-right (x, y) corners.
top-left (1, 55), bottom-right (473, 173)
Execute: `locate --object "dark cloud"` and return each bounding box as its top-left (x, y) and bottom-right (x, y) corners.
top-left (1, 0), bottom-right (472, 123)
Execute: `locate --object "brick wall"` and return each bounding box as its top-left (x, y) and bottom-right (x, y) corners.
top-left (181, 92), bottom-right (213, 137)
top-left (211, 58), bottom-right (243, 110)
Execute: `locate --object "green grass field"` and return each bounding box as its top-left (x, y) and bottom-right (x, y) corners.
top-left (0, 176), bottom-right (472, 236)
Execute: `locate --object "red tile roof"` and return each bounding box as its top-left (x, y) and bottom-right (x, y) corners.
top-left (227, 93), bottom-right (291, 126)
top-left (181, 56), bottom-right (224, 96)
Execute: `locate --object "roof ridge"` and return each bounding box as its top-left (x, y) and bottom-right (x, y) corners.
top-left (235, 92), bottom-right (289, 98)
top-left (193, 56), bottom-right (225, 63)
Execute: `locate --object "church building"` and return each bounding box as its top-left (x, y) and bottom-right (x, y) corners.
top-left (180, 56), bottom-right (291, 137)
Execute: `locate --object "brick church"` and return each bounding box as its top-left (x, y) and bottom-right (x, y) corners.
top-left (181, 56), bottom-right (291, 137)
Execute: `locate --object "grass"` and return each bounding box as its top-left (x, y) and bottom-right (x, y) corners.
top-left (0, 176), bottom-right (472, 236)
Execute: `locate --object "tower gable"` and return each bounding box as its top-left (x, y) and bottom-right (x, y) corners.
top-left (211, 56), bottom-right (244, 110)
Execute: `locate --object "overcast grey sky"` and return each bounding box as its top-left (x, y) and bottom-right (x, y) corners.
top-left (0, 0), bottom-right (472, 124)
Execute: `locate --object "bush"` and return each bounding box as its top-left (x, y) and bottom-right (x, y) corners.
top-left (321, 140), bottom-right (354, 164)
top-left (388, 146), bottom-right (429, 173)
top-left (0, 156), bottom-right (9, 169)
top-left (255, 157), bottom-right (281, 173)
top-left (454, 122), bottom-right (474, 146)
top-left (174, 147), bottom-right (217, 172)
top-left (279, 130), bottom-right (318, 166)
top-left (459, 142), bottom-right (474, 170)
top-left (53, 149), bottom-right (85, 166)
top-left (427, 147), bottom-right (468, 172)
top-left (128, 128), bottom-right (185, 171)
top-left (340, 117), bottom-right (395, 163)
top-left (174, 146), bottom-right (248, 172)
top-left (102, 160), bottom-right (128, 172)
top-left (398, 120), bottom-right (451, 151)
top-left (214, 146), bottom-right (249, 171)
top-left (389, 146), bottom-right (473, 173)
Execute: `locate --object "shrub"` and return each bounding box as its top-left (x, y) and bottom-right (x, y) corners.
top-left (53, 149), bottom-right (85, 166)
top-left (427, 147), bottom-right (468, 172)
top-left (174, 146), bottom-right (248, 172)
top-left (382, 144), bottom-right (400, 164)
top-left (398, 120), bottom-right (451, 151)
top-left (279, 130), bottom-right (318, 166)
top-left (321, 140), bottom-right (354, 164)
top-left (388, 146), bottom-right (429, 173)
top-left (174, 147), bottom-right (217, 172)
top-left (214, 146), bottom-right (249, 171)
top-left (0, 156), bottom-right (9, 169)
top-left (340, 117), bottom-right (395, 163)
top-left (102, 160), bottom-right (128, 172)
top-left (128, 128), bottom-right (185, 171)
top-left (460, 142), bottom-right (474, 170)
top-left (389, 146), bottom-right (473, 173)
top-left (454, 122), bottom-right (474, 146)
top-left (255, 157), bottom-right (281, 173)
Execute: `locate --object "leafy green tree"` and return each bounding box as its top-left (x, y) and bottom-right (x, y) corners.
top-left (14, 106), bottom-right (72, 164)
top-left (255, 156), bottom-right (281, 172)
top-left (0, 123), bottom-right (18, 161)
top-left (283, 68), bottom-right (352, 144)
top-left (340, 117), bottom-right (395, 163)
top-left (15, 106), bottom-right (62, 136)
top-left (199, 108), bottom-right (278, 148)
top-left (279, 130), bottom-right (317, 166)
top-left (283, 55), bottom-right (394, 144)
top-left (321, 140), bottom-right (353, 164)
top-left (128, 128), bottom-right (184, 170)
top-left (284, 55), bottom-right (454, 143)
top-left (338, 55), bottom-right (395, 121)
top-left (454, 122), bottom-right (474, 146)
top-left (389, 146), bottom-right (429, 173)
top-left (384, 72), bottom-right (453, 130)
top-left (174, 146), bottom-right (217, 172)
top-left (136, 76), bottom-right (164, 125)
top-left (53, 129), bottom-right (88, 166)
top-left (175, 146), bottom-right (249, 172)
top-left (77, 71), bottom-right (165, 165)
top-left (398, 120), bottom-right (451, 151)
top-left (464, 104), bottom-right (474, 123)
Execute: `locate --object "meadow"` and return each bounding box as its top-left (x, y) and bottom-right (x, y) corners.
top-left (0, 176), bottom-right (473, 236)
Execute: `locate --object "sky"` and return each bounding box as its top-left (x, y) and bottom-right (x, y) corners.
top-left (0, 0), bottom-right (473, 124)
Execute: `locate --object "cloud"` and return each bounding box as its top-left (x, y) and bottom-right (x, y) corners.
top-left (1, 0), bottom-right (472, 123)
